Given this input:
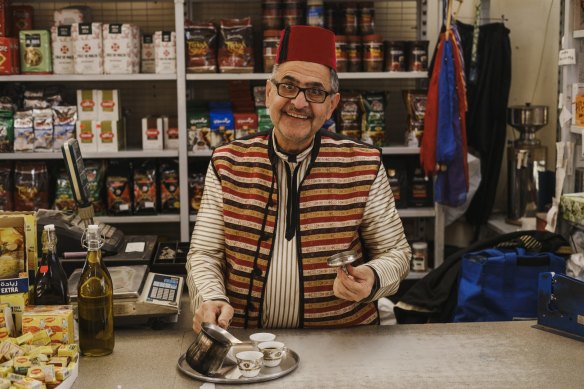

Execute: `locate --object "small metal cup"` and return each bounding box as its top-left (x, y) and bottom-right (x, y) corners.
top-left (185, 323), bottom-right (234, 375)
top-left (328, 250), bottom-right (358, 273)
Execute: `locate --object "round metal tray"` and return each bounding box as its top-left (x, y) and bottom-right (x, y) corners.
top-left (177, 342), bottom-right (299, 384)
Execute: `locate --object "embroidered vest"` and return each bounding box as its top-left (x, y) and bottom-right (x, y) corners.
top-left (212, 130), bottom-right (382, 328)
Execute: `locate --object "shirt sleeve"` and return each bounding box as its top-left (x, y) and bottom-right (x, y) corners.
top-left (186, 163), bottom-right (229, 314)
top-left (361, 163), bottom-right (411, 302)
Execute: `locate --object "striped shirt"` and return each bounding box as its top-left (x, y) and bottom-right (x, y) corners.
top-left (186, 138), bottom-right (410, 328)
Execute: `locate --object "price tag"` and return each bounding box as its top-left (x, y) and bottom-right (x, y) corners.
top-left (559, 49), bottom-right (576, 65)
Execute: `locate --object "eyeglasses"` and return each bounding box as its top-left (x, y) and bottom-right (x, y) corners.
top-left (270, 80), bottom-right (332, 104)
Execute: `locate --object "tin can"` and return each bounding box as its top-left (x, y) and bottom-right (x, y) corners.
top-left (342, 2), bottom-right (358, 35)
top-left (408, 40), bottom-right (429, 71)
top-left (335, 35), bottom-right (348, 72)
top-left (283, 0), bottom-right (304, 27)
top-left (362, 34), bottom-right (383, 72)
top-left (306, 0), bottom-right (324, 27)
top-left (411, 241), bottom-right (428, 272)
top-left (385, 40), bottom-right (406, 71)
top-left (358, 2), bottom-right (375, 35)
top-left (262, 0), bottom-right (282, 30)
top-left (263, 29), bottom-right (280, 73)
top-left (347, 35), bottom-right (362, 72)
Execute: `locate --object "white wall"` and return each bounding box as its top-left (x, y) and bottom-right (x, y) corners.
top-left (444, 0), bottom-right (560, 247)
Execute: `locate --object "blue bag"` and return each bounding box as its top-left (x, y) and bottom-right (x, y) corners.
top-left (453, 247), bottom-right (565, 322)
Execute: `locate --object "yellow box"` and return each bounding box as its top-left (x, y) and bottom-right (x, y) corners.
top-left (21, 306), bottom-right (74, 345)
top-left (0, 212), bottom-right (37, 334)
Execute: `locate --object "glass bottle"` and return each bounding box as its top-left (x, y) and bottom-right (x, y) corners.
top-left (33, 224), bottom-right (69, 305)
top-left (77, 224), bottom-right (115, 356)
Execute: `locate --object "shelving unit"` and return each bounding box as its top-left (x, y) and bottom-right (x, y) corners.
top-left (0, 0), bottom-right (444, 266)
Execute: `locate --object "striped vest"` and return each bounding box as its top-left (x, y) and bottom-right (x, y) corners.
top-left (212, 130), bottom-right (382, 328)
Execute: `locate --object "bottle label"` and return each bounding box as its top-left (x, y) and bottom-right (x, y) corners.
top-left (39, 265), bottom-right (48, 273)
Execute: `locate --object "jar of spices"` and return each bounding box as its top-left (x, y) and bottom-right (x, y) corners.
top-left (358, 2), bottom-right (375, 35)
top-left (347, 35), bottom-right (362, 72)
top-left (342, 2), bottom-right (358, 35)
top-left (262, 0), bottom-right (282, 30)
top-left (385, 40), bottom-right (406, 71)
top-left (362, 34), bottom-right (383, 72)
top-left (411, 242), bottom-right (428, 272)
top-left (408, 40), bottom-right (429, 71)
top-left (306, 0), bottom-right (324, 27)
top-left (335, 35), bottom-right (348, 72)
top-left (263, 29), bottom-right (280, 73)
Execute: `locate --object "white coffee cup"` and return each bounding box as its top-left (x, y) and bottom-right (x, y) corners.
top-left (235, 350), bottom-right (263, 378)
top-left (249, 332), bottom-right (276, 349)
top-left (257, 341), bottom-right (287, 367)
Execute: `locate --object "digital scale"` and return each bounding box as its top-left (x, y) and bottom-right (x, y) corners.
top-left (68, 265), bottom-right (184, 326)
top-left (60, 139), bottom-right (186, 327)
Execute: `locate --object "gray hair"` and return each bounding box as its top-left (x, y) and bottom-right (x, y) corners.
top-left (270, 65), bottom-right (339, 94)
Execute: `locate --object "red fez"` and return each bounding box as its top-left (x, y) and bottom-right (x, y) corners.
top-left (276, 26), bottom-right (337, 71)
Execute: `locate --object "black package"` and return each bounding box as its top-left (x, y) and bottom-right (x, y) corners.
top-left (133, 160), bottom-right (157, 214)
top-left (85, 160), bottom-right (106, 215)
top-left (0, 162), bottom-right (13, 211)
top-left (159, 160), bottom-right (180, 213)
top-left (14, 161), bottom-right (49, 211)
top-left (106, 160), bottom-right (132, 215)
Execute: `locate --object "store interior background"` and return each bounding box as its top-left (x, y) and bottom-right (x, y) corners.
top-left (443, 0), bottom-right (560, 248)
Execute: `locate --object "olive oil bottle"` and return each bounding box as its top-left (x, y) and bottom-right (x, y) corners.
top-left (33, 224), bottom-right (69, 305)
top-left (77, 224), bottom-right (114, 356)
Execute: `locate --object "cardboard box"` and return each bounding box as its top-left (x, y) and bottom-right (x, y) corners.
top-left (19, 30), bottom-right (52, 74)
top-left (103, 23), bottom-right (139, 74)
top-left (0, 212), bottom-right (36, 332)
top-left (97, 120), bottom-right (124, 152)
top-left (22, 305), bottom-right (75, 345)
top-left (72, 22), bottom-right (103, 74)
top-left (153, 31), bottom-right (176, 74)
top-left (75, 120), bottom-right (97, 153)
top-left (141, 34), bottom-right (155, 73)
top-left (51, 25), bottom-right (74, 74)
top-left (163, 116), bottom-right (179, 150)
top-left (76, 89), bottom-right (98, 120)
top-left (97, 89), bottom-right (120, 121)
top-left (0, 37), bottom-right (17, 75)
top-left (142, 116), bottom-right (163, 150)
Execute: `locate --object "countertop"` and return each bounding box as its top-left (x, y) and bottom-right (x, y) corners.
top-left (72, 299), bottom-right (584, 389)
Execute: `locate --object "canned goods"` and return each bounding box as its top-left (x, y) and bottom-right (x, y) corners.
top-left (411, 241), bottom-right (428, 272)
top-left (408, 40), bottom-right (429, 71)
top-left (347, 35), bottom-right (362, 72)
top-left (325, 2), bottom-right (338, 33)
top-left (358, 2), bottom-right (375, 35)
top-left (335, 35), bottom-right (348, 72)
top-left (385, 41), bottom-right (406, 71)
top-left (362, 34), bottom-right (383, 72)
top-left (306, 0), bottom-right (324, 27)
top-left (342, 2), bottom-right (358, 35)
top-left (283, 0), bottom-right (304, 27)
top-left (263, 29), bottom-right (280, 73)
top-left (262, 0), bottom-right (282, 30)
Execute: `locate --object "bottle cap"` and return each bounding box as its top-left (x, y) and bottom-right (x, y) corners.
top-left (43, 224), bottom-right (55, 231)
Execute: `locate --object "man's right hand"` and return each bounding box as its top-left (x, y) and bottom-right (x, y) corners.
top-left (192, 300), bottom-right (235, 333)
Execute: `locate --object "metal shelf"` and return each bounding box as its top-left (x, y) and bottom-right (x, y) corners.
top-left (0, 150), bottom-right (179, 160)
top-left (406, 270), bottom-right (430, 280)
top-left (0, 74), bottom-right (177, 82)
top-left (397, 207), bottom-right (435, 218)
top-left (95, 215), bottom-right (180, 224)
top-left (186, 71), bottom-right (427, 81)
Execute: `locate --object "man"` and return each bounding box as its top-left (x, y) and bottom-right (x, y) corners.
top-left (186, 25), bottom-right (411, 332)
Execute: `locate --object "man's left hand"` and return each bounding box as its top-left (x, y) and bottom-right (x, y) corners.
top-left (333, 265), bottom-right (375, 302)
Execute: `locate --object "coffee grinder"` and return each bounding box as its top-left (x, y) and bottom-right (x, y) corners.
top-left (506, 103), bottom-right (548, 225)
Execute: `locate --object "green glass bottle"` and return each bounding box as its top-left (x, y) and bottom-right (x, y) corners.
top-left (77, 224), bottom-right (114, 356)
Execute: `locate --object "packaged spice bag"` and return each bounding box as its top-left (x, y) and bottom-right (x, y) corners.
top-left (185, 21), bottom-right (217, 73)
top-left (14, 161), bottom-right (49, 211)
top-left (218, 17), bottom-right (254, 73)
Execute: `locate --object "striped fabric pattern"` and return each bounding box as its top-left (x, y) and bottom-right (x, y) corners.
top-left (213, 131), bottom-right (384, 328)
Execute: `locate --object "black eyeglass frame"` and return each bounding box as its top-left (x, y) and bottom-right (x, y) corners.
top-left (269, 79), bottom-right (333, 104)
